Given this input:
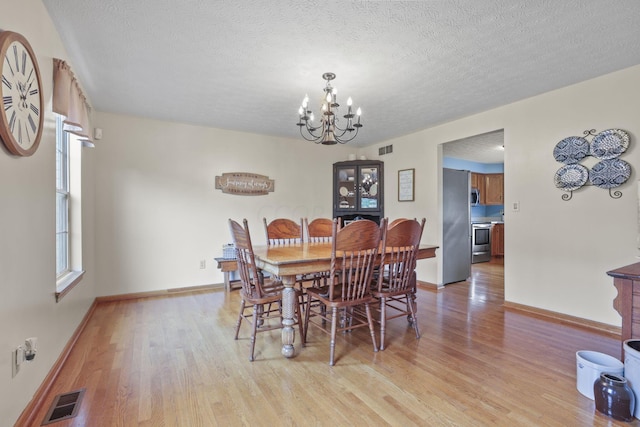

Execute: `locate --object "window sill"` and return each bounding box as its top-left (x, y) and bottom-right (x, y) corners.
top-left (55, 270), bottom-right (85, 302)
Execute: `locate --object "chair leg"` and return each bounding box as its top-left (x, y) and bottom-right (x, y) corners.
top-left (407, 295), bottom-right (420, 339)
top-left (296, 292), bottom-right (306, 346)
top-left (234, 299), bottom-right (245, 340)
top-left (303, 294), bottom-right (312, 344)
top-left (321, 304), bottom-right (327, 326)
top-left (249, 303), bottom-right (259, 361)
top-left (364, 303), bottom-right (378, 353)
top-left (329, 307), bottom-right (338, 366)
top-left (380, 296), bottom-right (387, 350)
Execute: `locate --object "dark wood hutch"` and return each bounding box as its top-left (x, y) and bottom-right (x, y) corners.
top-left (333, 160), bottom-right (384, 224)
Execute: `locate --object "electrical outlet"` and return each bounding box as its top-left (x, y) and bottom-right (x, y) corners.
top-left (199, 259), bottom-right (206, 269)
top-left (12, 346), bottom-right (24, 377)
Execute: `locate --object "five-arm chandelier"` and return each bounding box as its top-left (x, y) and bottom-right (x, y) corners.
top-left (296, 72), bottom-right (362, 145)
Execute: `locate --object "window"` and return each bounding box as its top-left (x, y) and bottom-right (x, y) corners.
top-left (56, 115), bottom-right (69, 276)
top-left (55, 114), bottom-right (84, 300)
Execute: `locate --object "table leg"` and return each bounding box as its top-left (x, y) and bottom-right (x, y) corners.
top-left (223, 272), bottom-right (230, 291)
top-left (281, 275), bottom-right (297, 358)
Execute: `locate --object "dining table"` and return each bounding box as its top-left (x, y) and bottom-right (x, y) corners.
top-left (251, 242), bottom-right (438, 358)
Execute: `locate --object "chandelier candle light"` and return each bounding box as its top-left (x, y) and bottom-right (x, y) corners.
top-left (297, 72), bottom-right (362, 145)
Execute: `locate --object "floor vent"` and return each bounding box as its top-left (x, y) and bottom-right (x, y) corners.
top-left (42, 388), bottom-right (85, 425)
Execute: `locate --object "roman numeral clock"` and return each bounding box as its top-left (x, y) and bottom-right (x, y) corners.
top-left (0, 31), bottom-right (43, 156)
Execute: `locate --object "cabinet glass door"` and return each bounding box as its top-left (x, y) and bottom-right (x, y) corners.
top-left (336, 166), bottom-right (357, 210)
top-left (359, 166), bottom-right (380, 210)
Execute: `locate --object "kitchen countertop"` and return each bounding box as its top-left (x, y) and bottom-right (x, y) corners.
top-left (471, 218), bottom-right (504, 224)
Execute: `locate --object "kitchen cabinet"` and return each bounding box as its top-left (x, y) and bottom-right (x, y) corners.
top-left (484, 173), bottom-right (504, 205)
top-left (471, 172), bottom-right (486, 204)
top-left (491, 223), bottom-right (504, 257)
top-left (470, 172), bottom-right (482, 190)
top-left (333, 160), bottom-right (384, 224)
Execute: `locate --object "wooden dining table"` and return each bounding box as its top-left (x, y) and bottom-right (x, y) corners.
top-left (251, 242), bottom-right (438, 358)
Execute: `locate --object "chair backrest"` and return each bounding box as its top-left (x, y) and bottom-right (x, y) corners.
top-left (304, 217), bottom-right (334, 243)
top-left (328, 218), bottom-right (384, 302)
top-left (388, 217), bottom-right (413, 229)
top-left (229, 218), bottom-right (266, 297)
top-left (263, 217), bottom-right (303, 245)
top-left (376, 218), bottom-right (426, 293)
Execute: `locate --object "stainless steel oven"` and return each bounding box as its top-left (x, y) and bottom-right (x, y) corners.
top-left (471, 222), bottom-right (491, 263)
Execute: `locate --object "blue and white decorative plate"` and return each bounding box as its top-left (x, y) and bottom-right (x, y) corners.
top-left (553, 136), bottom-right (589, 164)
top-left (590, 129), bottom-right (630, 160)
top-left (554, 164), bottom-right (588, 191)
top-left (589, 159), bottom-right (631, 189)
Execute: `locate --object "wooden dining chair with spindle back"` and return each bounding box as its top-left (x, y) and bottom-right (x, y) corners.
top-left (228, 218), bottom-right (305, 361)
top-left (303, 217), bottom-right (336, 290)
top-left (263, 217), bottom-right (303, 245)
top-left (263, 216), bottom-right (308, 306)
top-left (304, 217), bottom-right (334, 243)
top-left (304, 218), bottom-right (385, 365)
top-left (372, 218), bottom-right (426, 350)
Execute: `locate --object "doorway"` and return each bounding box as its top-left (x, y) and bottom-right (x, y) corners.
top-left (441, 130), bottom-right (505, 293)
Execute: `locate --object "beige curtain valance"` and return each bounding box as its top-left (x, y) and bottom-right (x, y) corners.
top-left (53, 58), bottom-right (92, 142)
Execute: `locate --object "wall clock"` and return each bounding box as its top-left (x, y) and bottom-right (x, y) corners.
top-left (0, 31), bottom-right (44, 156)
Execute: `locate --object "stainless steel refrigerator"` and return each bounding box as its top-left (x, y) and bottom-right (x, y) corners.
top-left (442, 168), bottom-right (471, 284)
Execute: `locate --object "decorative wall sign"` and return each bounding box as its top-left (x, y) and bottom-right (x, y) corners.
top-left (215, 172), bottom-right (275, 196)
top-left (398, 168), bottom-right (415, 201)
top-left (553, 129), bottom-right (631, 200)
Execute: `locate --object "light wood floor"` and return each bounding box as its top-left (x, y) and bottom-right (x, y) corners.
top-left (23, 259), bottom-right (638, 426)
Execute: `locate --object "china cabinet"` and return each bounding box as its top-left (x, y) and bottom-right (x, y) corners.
top-left (333, 160), bottom-right (384, 224)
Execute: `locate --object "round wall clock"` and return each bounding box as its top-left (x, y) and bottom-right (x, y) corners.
top-left (0, 31), bottom-right (44, 156)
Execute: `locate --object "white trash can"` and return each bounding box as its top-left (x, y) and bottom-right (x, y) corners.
top-left (576, 350), bottom-right (624, 400)
top-left (624, 340), bottom-right (640, 418)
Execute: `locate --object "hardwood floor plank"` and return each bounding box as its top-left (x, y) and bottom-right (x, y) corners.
top-left (20, 260), bottom-right (639, 426)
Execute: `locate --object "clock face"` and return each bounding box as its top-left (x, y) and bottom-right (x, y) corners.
top-left (0, 31), bottom-right (44, 156)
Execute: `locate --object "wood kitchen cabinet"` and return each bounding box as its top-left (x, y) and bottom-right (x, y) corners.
top-left (471, 172), bottom-right (486, 204)
top-left (484, 173), bottom-right (504, 205)
top-left (491, 223), bottom-right (504, 257)
top-left (471, 172), bottom-right (482, 189)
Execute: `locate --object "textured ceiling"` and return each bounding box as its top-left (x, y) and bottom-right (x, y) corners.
top-left (42, 0), bottom-right (640, 150)
top-left (443, 130), bottom-right (504, 164)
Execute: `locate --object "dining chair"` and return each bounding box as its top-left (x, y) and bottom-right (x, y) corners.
top-left (228, 218), bottom-right (304, 361)
top-left (263, 217), bottom-right (310, 296)
top-left (303, 217), bottom-right (336, 290)
top-left (304, 217), bottom-right (334, 243)
top-left (387, 217), bottom-right (413, 228)
top-left (372, 218), bottom-right (426, 350)
top-left (304, 218), bottom-right (384, 365)
top-left (263, 217), bottom-right (303, 245)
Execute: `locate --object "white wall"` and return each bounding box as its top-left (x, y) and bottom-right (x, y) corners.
top-left (0, 0), bottom-right (98, 424)
top-left (93, 112), bottom-right (353, 296)
top-left (361, 65), bottom-right (640, 326)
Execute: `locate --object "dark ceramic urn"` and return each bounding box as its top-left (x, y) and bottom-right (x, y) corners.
top-left (593, 373), bottom-right (635, 422)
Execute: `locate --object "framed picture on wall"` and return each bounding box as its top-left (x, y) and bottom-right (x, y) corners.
top-left (398, 168), bottom-right (414, 201)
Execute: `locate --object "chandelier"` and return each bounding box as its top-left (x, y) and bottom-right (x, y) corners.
top-left (296, 72), bottom-right (362, 145)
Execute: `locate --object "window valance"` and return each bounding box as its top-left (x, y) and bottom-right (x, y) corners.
top-left (53, 58), bottom-right (93, 143)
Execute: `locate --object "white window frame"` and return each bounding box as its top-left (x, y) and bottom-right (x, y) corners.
top-left (55, 114), bottom-right (84, 301)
